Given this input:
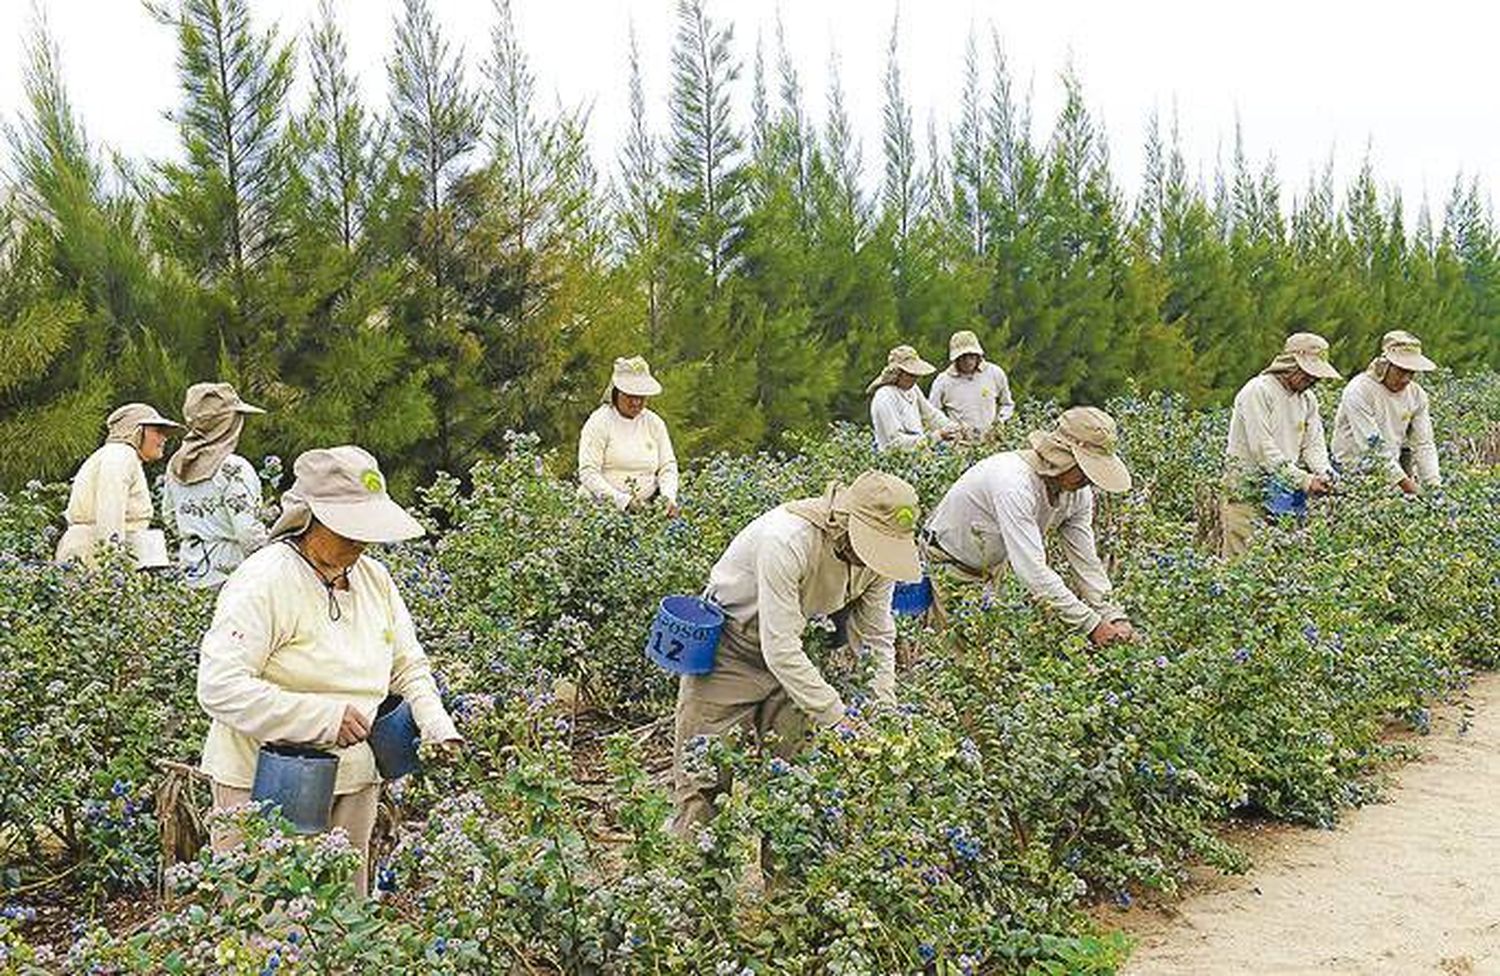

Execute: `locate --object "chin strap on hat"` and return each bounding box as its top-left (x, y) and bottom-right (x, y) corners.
top-left (281, 538), bottom-right (351, 622)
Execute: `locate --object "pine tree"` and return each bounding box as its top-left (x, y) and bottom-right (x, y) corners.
top-left (978, 31), bottom-right (1041, 376)
top-left (460, 0), bottom-right (617, 455)
top-left (820, 50), bottom-right (869, 246)
top-left (617, 22), bottom-right (669, 346)
top-left (1025, 68), bottom-right (1137, 401)
top-left (299, 0), bottom-right (386, 251)
top-left (880, 15), bottom-right (923, 246)
top-left (774, 15), bottom-right (813, 234)
top-left (806, 48), bottom-right (897, 420)
top-left (249, 1), bottom-right (434, 478)
top-left (386, 0), bottom-right (482, 472)
top-left (1437, 177), bottom-right (1500, 366)
top-left (150, 0), bottom-right (293, 320)
top-left (667, 0), bottom-right (746, 287)
top-left (0, 23), bottom-right (114, 486)
top-left (952, 27), bottom-right (988, 256)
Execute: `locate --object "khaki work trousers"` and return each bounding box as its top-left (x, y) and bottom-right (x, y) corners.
top-left (211, 781), bottom-right (381, 896)
top-left (669, 682), bottom-right (811, 837)
top-left (1219, 499), bottom-right (1258, 558)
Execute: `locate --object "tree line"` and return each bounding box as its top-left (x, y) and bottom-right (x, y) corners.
top-left (2, 0), bottom-right (1498, 491)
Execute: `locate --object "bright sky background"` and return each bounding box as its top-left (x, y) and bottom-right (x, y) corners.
top-left (0, 0), bottom-right (1495, 221)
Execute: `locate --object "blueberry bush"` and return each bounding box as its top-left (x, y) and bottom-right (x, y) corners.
top-left (1, 375), bottom-right (1499, 973)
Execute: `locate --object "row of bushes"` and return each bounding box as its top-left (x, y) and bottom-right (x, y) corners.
top-left (1, 377), bottom-right (1499, 972)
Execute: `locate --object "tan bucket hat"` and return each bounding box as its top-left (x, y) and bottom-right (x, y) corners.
top-left (1266, 332), bottom-right (1341, 380)
top-left (106, 403), bottom-right (181, 435)
top-left (1381, 330), bottom-right (1436, 372)
top-left (183, 382), bottom-right (265, 422)
top-left (268, 446), bottom-right (423, 544)
top-left (831, 470), bottom-right (922, 581)
top-left (608, 356), bottom-right (663, 398)
top-left (1051, 406), bottom-right (1132, 493)
top-left (170, 382), bottom-right (267, 484)
top-left (948, 330), bottom-right (985, 361)
top-left (105, 403), bottom-right (182, 448)
top-left (866, 345), bottom-right (939, 393)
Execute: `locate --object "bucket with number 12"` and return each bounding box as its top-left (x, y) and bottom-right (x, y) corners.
top-left (645, 595), bottom-right (724, 675)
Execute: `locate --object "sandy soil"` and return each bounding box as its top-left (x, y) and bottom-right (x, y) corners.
top-left (1116, 672), bottom-right (1500, 976)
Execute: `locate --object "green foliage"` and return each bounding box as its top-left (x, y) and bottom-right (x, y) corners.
top-left (2, 381), bottom-right (1500, 971)
top-left (0, 546), bottom-right (213, 900)
top-left (3, 2), bottom-right (1500, 490)
top-left (69, 805), bottom-right (427, 973)
top-left (150, 0), bottom-right (294, 309)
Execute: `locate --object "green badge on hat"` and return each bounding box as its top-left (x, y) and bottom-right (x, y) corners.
top-left (361, 469), bottom-right (384, 493)
top-left (893, 505), bottom-right (916, 530)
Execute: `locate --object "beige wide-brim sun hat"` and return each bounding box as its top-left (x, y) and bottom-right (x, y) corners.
top-left (866, 345), bottom-right (939, 393)
top-left (948, 330), bottom-right (985, 362)
top-left (183, 382), bottom-right (266, 423)
top-left (609, 356), bottom-right (663, 398)
top-left (1267, 332), bottom-right (1342, 380)
top-left (268, 446), bottom-right (424, 544)
top-left (832, 470), bottom-right (923, 582)
top-left (1048, 406), bottom-right (1132, 493)
top-left (106, 403), bottom-right (182, 435)
top-left (1381, 330), bottom-right (1436, 372)
top-left (104, 403), bottom-right (182, 450)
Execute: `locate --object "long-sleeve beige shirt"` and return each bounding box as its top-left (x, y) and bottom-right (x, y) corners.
top-left (197, 543), bottom-right (460, 794)
top-left (1331, 373), bottom-right (1440, 487)
top-left (688, 507), bottom-right (897, 725)
top-left (925, 452), bottom-right (1124, 634)
top-left (870, 385), bottom-right (952, 451)
top-left (577, 405), bottom-right (680, 509)
top-left (55, 442), bottom-right (153, 566)
top-left (928, 362), bottom-right (1015, 432)
top-left (1225, 374), bottom-right (1331, 494)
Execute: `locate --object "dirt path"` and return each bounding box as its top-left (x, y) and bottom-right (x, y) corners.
top-left (1116, 672), bottom-right (1500, 976)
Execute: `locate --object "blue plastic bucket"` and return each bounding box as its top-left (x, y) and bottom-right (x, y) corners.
top-left (646, 595), bottom-right (724, 675)
top-left (250, 744), bottom-right (338, 834)
top-left (1264, 484), bottom-right (1308, 516)
top-left (892, 575), bottom-right (934, 616)
top-left (370, 694), bottom-right (421, 781)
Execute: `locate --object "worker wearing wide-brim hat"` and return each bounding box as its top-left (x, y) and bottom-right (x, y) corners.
top-left (163, 382), bottom-right (270, 588)
top-left (925, 406), bottom-right (1137, 646)
top-left (578, 356), bottom-right (681, 516)
top-left (1220, 332), bottom-right (1342, 557)
top-left (1331, 330), bottom-right (1441, 494)
top-left (55, 403), bottom-right (182, 569)
top-left (196, 446), bottom-right (461, 895)
top-left (867, 345), bottom-right (955, 451)
top-left (671, 470), bottom-right (922, 835)
top-left (928, 330), bottom-right (1015, 435)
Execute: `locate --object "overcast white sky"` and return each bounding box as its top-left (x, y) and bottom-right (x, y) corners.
top-left (1, 0), bottom-right (1495, 220)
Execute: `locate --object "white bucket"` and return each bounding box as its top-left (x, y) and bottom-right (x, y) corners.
top-left (128, 529), bottom-right (171, 570)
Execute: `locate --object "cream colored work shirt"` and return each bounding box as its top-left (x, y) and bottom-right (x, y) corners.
top-left (577, 405), bottom-right (680, 509)
top-left (1331, 373), bottom-right (1440, 487)
top-left (54, 442), bottom-right (153, 566)
top-left (162, 454), bottom-right (269, 588)
top-left (925, 452), bottom-right (1123, 634)
top-left (1225, 374), bottom-right (1331, 494)
top-left (688, 507), bottom-right (897, 726)
top-left (929, 362), bottom-right (1015, 432)
top-left (870, 385), bottom-right (952, 451)
top-left (197, 543), bottom-right (460, 794)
